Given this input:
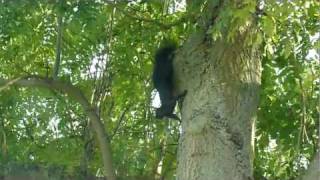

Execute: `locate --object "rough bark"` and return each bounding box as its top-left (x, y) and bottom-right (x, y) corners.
top-left (299, 151), bottom-right (320, 180)
top-left (0, 76), bottom-right (116, 180)
top-left (174, 3), bottom-right (261, 180)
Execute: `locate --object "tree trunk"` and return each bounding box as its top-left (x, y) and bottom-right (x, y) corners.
top-left (299, 151), bottom-right (320, 180)
top-left (174, 3), bottom-right (261, 180)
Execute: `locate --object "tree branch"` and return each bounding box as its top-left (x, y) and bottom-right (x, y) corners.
top-left (104, 0), bottom-right (191, 30)
top-left (110, 105), bottom-right (130, 139)
top-left (53, 0), bottom-right (64, 79)
top-left (0, 76), bottom-right (116, 180)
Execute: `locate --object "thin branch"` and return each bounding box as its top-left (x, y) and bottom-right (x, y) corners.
top-left (53, 0), bottom-right (64, 79)
top-left (104, 0), bottom-right (192, 30)
top-left (0, 77), bottom-right (23, 91)
top-left (110, 105), bottom-right (130, 139)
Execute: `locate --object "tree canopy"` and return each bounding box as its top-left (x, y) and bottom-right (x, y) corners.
top-left (0, 0), bottom-right (319, 179)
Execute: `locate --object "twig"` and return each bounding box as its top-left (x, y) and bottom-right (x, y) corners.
top-left (53, 0), bottom-right (64, 79)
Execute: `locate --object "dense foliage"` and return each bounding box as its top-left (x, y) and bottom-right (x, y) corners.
top-left (0, 0), bottom-right (318, 179)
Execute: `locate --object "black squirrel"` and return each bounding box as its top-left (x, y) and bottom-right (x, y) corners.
top-left (152, 41), bottom-right (186, 120)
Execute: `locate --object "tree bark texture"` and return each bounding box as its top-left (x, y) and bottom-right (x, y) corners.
top-left (174, 3), bottom-right (261, 180)
top-left (299, 151), bottom-right (320, 180)
top-left (175, 31), bottom-right (261, 180)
